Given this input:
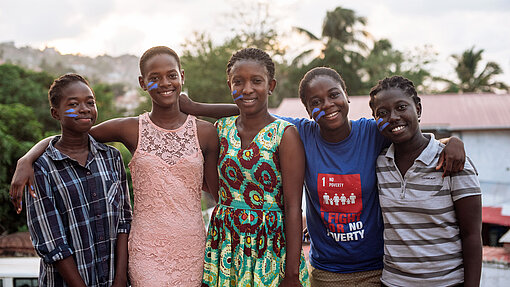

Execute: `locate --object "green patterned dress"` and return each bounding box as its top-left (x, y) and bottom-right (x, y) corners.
top-left (202, 116), bottom-right (310, 286)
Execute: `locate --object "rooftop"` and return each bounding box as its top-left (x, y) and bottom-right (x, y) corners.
top-left (271, 93), bottom-right (510, 131)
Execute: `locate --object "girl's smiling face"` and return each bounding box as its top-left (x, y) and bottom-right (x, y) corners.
top-left (371, 87), bottom-right (422, 144)
top-left (52, 81), bottom-right (97, 134)
top-left (304, 75), bottom-right (349, 132)
top-left (139, 53), bottom-right (184, 108)
top-left (228, 59), bottom-right (276, 115)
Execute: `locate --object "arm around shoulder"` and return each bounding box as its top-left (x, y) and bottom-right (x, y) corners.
top-left (196, 119), bottom-right (220, 202)
top-left (89, 117), bottom-right (139, 154)
top-left (279, 125), bottom-right (305, 284)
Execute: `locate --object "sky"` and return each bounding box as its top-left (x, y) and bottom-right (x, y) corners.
top-left (1, 0), bottom-right (509, 84)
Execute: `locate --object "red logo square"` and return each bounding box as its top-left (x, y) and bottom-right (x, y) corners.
top-left (317, 173), bottom-right (362, 213)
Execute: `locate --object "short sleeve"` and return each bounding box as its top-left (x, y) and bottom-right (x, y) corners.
top-left (450, 157), bottom-right (482, 201)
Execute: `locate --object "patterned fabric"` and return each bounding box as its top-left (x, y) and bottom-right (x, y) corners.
top-left (202, 116), bottom-right (309, 287)
top-left (26, 135), bottom-right (132, 287)
top-left (128, 113), bottom-right (206, 286)
top-left (309, 266), bottom-right (382, 287)
top-left (376, 135), bottom-right (481, 286)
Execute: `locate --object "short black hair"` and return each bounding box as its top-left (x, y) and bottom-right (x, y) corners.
top-left (369, 75), bottom-right (421, 112)
top-left (48, 73), bottom-right (91, 108)
top-left (298, 67), bottom-right (347, 106)
top-left (226, 48), bottom-right (275, 80)
top-left (139, 46), bottom-right (181, 77)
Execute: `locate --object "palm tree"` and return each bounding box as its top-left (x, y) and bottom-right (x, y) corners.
top-left (292, 6), bottom-right (371, 65)
top-left (440, 47), bottom-right (508, 93)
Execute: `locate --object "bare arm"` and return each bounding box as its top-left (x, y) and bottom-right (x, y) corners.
top-left (89, 117), bottom-right (139, 154)
top-left (438, 136), bottom-right (466, 176)
top-left (454, 195), bottom-right (482, 286)
top-left (179, 93), bottom-right (239, 119)
top-left (279, 126), bottom-right (305, 286)
top-left (112, 233), bottom-right (129, 286)
top-left (197, 120), bottom-right (220, 202)
top-left (54, 257), bottom-right (88, 287)
top-left (9, 136), bottom-right (54, 213)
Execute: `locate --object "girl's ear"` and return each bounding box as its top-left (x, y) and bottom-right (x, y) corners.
top-left (416, 102), bottom-right (423, 121)
top-left (138, 76), bottom-right (146, 90)
top-left (50, 107), bottom-right (60, 120)
top-left (269, 79), bottom-right (277, 95)
top-left (181, 69), bottom-right (185, 85)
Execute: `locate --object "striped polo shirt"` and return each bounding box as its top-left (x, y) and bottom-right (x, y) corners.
top-left (375, 135), bottom-right (481, 286)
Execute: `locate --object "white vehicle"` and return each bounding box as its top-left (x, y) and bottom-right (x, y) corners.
top-left (0, 257), bottom-right (39, 287)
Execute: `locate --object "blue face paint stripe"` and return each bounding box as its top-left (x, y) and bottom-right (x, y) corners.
top-left (376, 118), bottom-right (383, 125)
top-left (148, 82), bottom-right (158, 91)
top-left (65, 114), bottom-right (78, 118)
top-left (234, 95), bottom-right (244, 101)
top-left (379, 122), bottom-right (389, 131)
top-left (315, 111), bottom-right (325, 121)
top-left (232, 90), bottom-right (237, 95)
top-left (312, 108), bottom-right (320, 116)
top-left (65, 109), bottom-right (75, 113)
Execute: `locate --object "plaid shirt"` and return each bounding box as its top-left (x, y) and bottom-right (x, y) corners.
top-left (26, 135), bottom-right (132, 287)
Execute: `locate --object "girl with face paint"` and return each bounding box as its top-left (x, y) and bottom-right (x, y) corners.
top-left (369, 76), bottom-right (482, 287)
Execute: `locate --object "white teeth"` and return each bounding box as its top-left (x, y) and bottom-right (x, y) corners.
top-left (392, 126), bottom-right (405, 132)
top-left (243, 99), bottom-right (255, 103)
top-left (324, 112), bottom-right (338, 118)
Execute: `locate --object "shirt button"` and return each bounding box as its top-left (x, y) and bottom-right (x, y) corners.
top-left (102, 257), bottom-right (107, 262)
top-left (99, 236), bottom-right (104, 240)
top-left (86, 171), bottom-right (91, 175)
top-left (96, 215), bottom-right (101, 219)
top-left (92, 192), bottom-right (97, 197)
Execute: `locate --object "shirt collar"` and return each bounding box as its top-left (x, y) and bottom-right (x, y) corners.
top-left (45, 134), bottom-right (106, 161)
top-left (384, 133), bottom-right (441, 166)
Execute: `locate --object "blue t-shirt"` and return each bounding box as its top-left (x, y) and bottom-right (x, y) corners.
top-left (278, 116), bottom-right (389, 273)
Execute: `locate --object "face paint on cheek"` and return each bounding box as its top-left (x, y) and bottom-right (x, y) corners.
top-left (148, 81), bottom-right (158, 91)
top-left (232, 90), bottom-right (243, 101)
top-left (311, 108), bottom-right (325, 122)
top-left (376, 117), bottom-right (389, 131)
top-left (64, 108), bottom-right (78, 118)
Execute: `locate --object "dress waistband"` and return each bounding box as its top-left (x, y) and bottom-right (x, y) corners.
top-left (218, 202), bottom-right (282, 212)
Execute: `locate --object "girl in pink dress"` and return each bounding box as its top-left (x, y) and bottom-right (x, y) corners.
top-left (10, 46), bottom-right (222, 286)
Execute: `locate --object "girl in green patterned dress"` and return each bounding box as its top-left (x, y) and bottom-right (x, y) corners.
top-left (202, 48), bottom-right (310, 286)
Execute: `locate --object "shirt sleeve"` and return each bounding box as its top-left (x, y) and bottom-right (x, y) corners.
top-left (450, 156), bottom-right (482, 201)
top-left (26, 161), bottom-right (74, 264)
top-left (115, 150), bottom-right (132, 234)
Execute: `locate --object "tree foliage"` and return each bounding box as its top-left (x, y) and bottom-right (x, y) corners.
top-left (438, 47), bottom-right (508, 93)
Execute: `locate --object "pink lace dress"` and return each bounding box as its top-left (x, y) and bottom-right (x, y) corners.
top-left (128, 113), bottom-right (205, 286)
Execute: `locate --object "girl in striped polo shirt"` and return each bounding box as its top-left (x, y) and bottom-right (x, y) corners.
top-left (369, 75), bottom-right (482, 287)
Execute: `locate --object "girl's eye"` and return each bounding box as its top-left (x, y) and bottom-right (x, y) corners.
top-left (310, 99), bottom-right (320, 107)
top-left (69, 103), bottom-right (78, 107)
top-left (253, 79), bottom-right (262, 84)
top-left (149, 77), bottom-right (158, 82)
top-left (330, 92), bottom-right (341, 98)
top-left (88, 101), bottom-right (96, 106)
top-left (377, 110), bottom-right (388, 117)
top-left (397, 104), bottom-right (407, 111)
top-left (169, 74), bottom-right (178, 79)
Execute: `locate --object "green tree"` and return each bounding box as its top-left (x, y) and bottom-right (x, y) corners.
top-left (439, 47), bottom-right (508, 93)
top-left (0, 103), bottom-right (44, 234)
top-left (291, 6), bottom-right (371, 96)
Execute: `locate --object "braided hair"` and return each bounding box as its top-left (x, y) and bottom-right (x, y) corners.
top-left (369, 75), bottom-right (420, 112)
top-left (298, 67), bottom-right (347, 106)
top-left (226, 48), bottom-right (275, 80)
top-left (139, 46), bottom-right (181, 76)
top-left (48, 73), bottom-right (91, 108)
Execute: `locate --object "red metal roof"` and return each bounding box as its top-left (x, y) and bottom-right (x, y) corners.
top-left (483, 246), bottom-right (510, 264)
top-left (483, 206), bottom-right (510, 226)
top-left (272, 93), bottom-right (510, 131)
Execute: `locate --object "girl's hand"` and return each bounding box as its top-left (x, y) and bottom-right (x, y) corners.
top-left (279, 274), bottom-right (302, 287)
top-left (437, 136), bottom-right (465, 177)
top-left (9, 157), bottom-right (36, 214)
